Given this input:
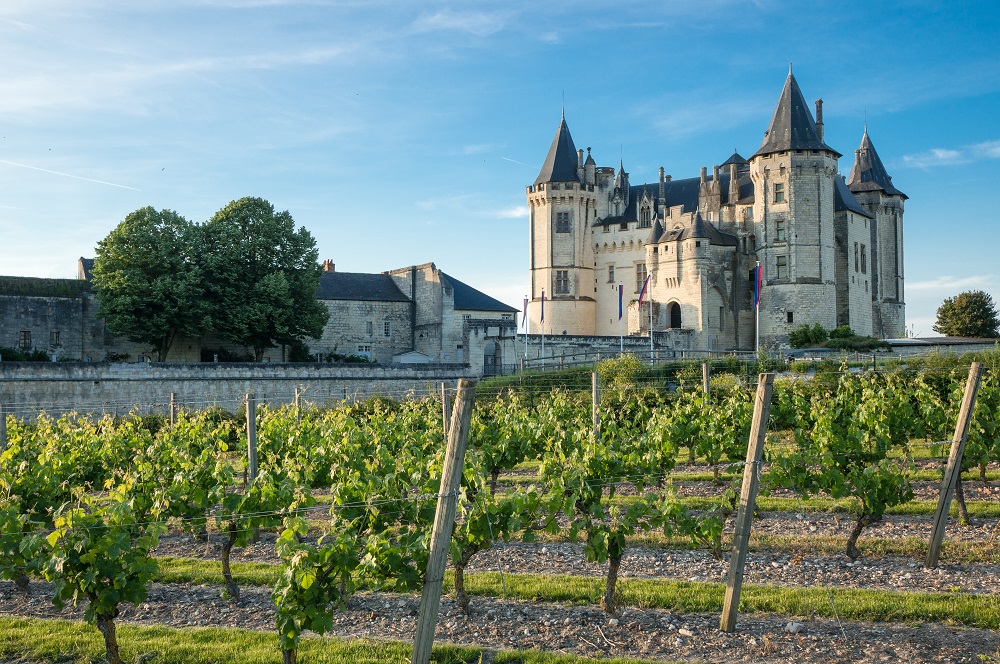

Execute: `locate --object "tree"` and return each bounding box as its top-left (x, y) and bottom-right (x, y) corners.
top-left (934, 291), bottom-right (1000, 338)
top-left (204, 198), bottom-right (329, 361)
top-left (93, 207), bottom-right (211, 361)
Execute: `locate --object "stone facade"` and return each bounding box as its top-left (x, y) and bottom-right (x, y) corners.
top-left (527, 71), bottom-right (907, 349)
top-left (0, 259), bottom-right (518, 376)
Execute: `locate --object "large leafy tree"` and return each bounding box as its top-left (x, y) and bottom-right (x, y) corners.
top-left (93, 207), bottom-right (211, 361)
top-left (934, 290), bottom-right (1000, 338)
top-left (204, 197), bottom-right (329, 361)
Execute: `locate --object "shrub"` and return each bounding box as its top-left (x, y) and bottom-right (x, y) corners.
top-left (788, 324), bottom-right (828, 348)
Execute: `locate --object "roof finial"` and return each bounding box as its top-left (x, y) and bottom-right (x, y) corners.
top-left (788, 62), bottom-right (793, 76)
top-left (562, 90), bottom-right (565, 120)
top-left (864, 108), bottom-right (868, 134)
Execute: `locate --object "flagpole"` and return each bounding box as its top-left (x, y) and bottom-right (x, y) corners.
top-left (649, 293), bottom-right (653, 358)
top-left (618, 283), bottom-right (623, 354)
top-left (754, 262), bottom-right (761, 354)
top-left (523, 295), bottom-right (529, 360)
top-left (541, 290), bottom-right (545, 367)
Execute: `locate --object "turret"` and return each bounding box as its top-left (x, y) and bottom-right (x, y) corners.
top-left (848, 128), bottom-right (907, 337)
top-left (526, 112), bottom-right (597, 335)
top-left (748, 69), bottom-right (840, 343)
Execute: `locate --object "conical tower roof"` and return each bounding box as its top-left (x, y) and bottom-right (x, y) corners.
top-left (847, 129), bottom-right (907, 199)
top-left (752, 71), bottom-right (840, 159)
top-left (534, 112), bottom-right (580, 185)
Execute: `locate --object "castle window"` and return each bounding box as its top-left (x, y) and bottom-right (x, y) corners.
top-left (555, 270), bottom-right (570, 294)
top-left (787, 311), bottom-right (794, 324)
top-left (383, 321), bottom-right (392, 337)
top-left (555, 212), bottom-right (570, 233)
top-left (501, 314), bottom-right (513, 320)
top-left (462, 314), bottom-right (472, 321)
top-left (635, 263), bottom-right (647, 292)
top-left (861, 244), bottom-right (867, 274)
top-left (639, 207), bottom-right (652, 228)
top-left (18, 330), bottom-right (31, 350)
top-left (366, 321), bottom-right (373, 336)
top-left (719, 307), bottom-right (725, 331)
top-left (775, 220), bottom-right (785, 242)
top-left (608, 265), bottom-right (615, 283)
top-left (603, 224), bottom-right (610, 233)
top-left (357, 345), bottom-right (372, 359)
top-left (776, 255), bottom-right (788, 279)
top-left (774, 182), bottom-right (785, 203)
top-left (50, 331), bottom-right (61, 346)
top-left (744, 207), bottom-right (754, 221)
top-left (854, 242), bottom-right (859, 272)
top-left (619, 222), bottom-right (628, 231)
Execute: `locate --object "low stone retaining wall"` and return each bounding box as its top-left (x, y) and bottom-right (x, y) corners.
top-left (0, 361), bottom-right (476, 418)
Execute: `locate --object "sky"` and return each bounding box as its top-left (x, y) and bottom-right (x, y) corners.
top-left (1, 0), bottom-right (999, 338)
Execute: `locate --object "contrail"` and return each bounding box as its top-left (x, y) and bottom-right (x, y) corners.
top-left (500, 156), bottom-right (532, 168)
top-left (0, 158), bottom-right (141, 191)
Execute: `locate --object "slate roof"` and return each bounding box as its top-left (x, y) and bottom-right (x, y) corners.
top-left (440, 273), bottom-right (517, 313)
top-left (721, 151), bottom-right (748, 167)
top-left (658, 211), bottom-right (739, 247)
top-left (594, 172), bottom-right (753, 227)
top-left (833, 176), bottom-right (873, 218)
top-left (847, 130), bottom-right (907, 199)
top-left (752, 72), bottom-right (840, 159)
top-left (315, 271), bottom-right (410, 302)
top-left (534, 114), bottom-right (580, 185)
top-left (78, 257), bottom-right (95, 281)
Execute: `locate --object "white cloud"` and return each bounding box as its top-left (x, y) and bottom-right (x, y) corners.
top-left (496, 205), bottom-right (528, 219)
top-left (907, 274), bottom-right (997, 292)
top-left (900, 148), bottom-right (967, 169)
top-left (410, 9), bottom-right (507, 37)
top-left (972, 140), bottom-right (1000, 159)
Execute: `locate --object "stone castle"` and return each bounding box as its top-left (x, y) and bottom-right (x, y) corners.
top-left (525, 70), bottom-right (906, 351)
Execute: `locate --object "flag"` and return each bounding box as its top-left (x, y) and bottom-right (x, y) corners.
top-left (618, 284), bottom-right (624, 320)
top-left (522, 296), bottom-right (528, 329)
top-left (753, 264), bottom-right (762, 309)
top-left (540, 290), bottom-right (545, 322)
top-left (637, 275), bottom-right (650, 308)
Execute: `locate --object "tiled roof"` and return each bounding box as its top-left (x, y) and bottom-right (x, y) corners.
top-left (594, 171), bottom-right (753, 227)
top-left (847, 130), bottom-right (907, 199)
top-left (315, 271), bottom-right (410, 302)
top-left (534, 114), bottom-right (580, 185)
top-left (752, 72), bottom-right (840, 159)
top-left (440, 273), bottom-right (517, 312)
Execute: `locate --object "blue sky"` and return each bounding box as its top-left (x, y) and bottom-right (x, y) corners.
top-left (1, 0), bottom-right (998, 338)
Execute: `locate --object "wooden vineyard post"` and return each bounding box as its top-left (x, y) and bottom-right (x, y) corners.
top-left (592, 372), bottom-right (601, 444)
top-left (294, 387), bottom-right (301, 426)
top-left (0, 403), bottom-right (7, 453)
top-left (169, 392), bottom-right (176, 426)
top-left (246, 394), bottom-right (258, 484)
top-left (411, 378), bottom-right (477, 664)
top-left (441, 382), bottom-right (451, 435)
top-left (720, 372), bottom-right (774, 633)
top-left (926, 362), bottom-right (984, 568)
top-left (702, 362), bottom-right (711, 399)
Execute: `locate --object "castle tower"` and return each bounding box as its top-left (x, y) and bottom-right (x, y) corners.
top-left (526, 113), bottom-right (597, 334)
top-left (748, 70), bottom-right (841, 343)
top-left (848, 128), bottom-right (907, 337)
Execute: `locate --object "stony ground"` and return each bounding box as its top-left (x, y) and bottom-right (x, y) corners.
top-left (3, 504), bottom-right (999, 663)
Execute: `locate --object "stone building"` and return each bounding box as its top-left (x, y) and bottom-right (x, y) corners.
top-left (0, 258), bottom-right (518, 375)
top-left (526, 70), bottom-right (906, 350)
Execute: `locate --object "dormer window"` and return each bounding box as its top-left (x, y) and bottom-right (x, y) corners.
top-left (639, 207), bottom-right (652, 228)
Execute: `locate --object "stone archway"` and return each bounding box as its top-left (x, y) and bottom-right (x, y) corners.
top-left (669, 302), bottom-right (682, 329)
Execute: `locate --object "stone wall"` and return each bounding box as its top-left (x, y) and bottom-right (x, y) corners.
top-left (310, 299), bottom-right (413, 363)
top-left (0, 362), bottom-right (476, 418)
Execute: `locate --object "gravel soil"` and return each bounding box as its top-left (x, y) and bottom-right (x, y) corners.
top-left (3, 506), bottom-right (1000, 663)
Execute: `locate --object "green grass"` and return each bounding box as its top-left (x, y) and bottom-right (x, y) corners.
top-left (0, 617), bottom-right (665, 664)
top-left (154, 557), bottom-right (282, 587)
top-left (150, 557), bottom-right (1000, 630)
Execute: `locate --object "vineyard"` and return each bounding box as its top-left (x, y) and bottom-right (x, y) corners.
top-left (2, 351), bottom-right (1000, 663)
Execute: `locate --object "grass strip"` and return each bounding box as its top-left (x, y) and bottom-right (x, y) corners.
top-left (456, 573), bottom-right (1000, 630)
top-left (151, 558), bottom-right (1000, 630)
top-left (0, 616), bottom-right (664, 664)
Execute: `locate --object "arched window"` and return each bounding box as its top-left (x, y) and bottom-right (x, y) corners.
top-left (669, 302), bottom-right (682, 329)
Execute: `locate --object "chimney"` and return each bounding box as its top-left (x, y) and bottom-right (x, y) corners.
top-left (815, 98), bottom-right (824, 142)
top-left (665, 174), bottom-right (672, 182)
top-left (729, 163), bottom-right (739, 203)
top-left (700, 166), bottom-right (707, 185)
top-left (712, 165), bottom-right (720, 182)
top-left (578, 148), bottom-right (584, 168)
top-left (659, 166), bottom-right (665, 199)
top-left (322, 260), bottom-right (335, 272)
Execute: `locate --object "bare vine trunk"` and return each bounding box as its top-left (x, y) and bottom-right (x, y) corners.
top-left (601, 536), bottom-right (623, 616)
top-left (282, 649), bottom-right (296, 664)
top-left (221, 522), bottom-right (240, 602)
top-left (454, 545), bottom-right (481, 615)
top-left (846, 513), bottom-right (879, 560)
top-left (95, 613), bottom-right (121, 664)
top-left (955, 477), bottom-right (972, 526)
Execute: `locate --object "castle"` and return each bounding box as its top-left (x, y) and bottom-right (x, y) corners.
top-left (525, 70), bottom-right (906, 351)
